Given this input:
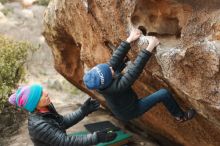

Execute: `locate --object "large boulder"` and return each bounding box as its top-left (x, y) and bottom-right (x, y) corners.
top-left (43, 0), bottom-right (220, 145)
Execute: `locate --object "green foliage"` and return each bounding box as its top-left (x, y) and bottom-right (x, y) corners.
top-left (0, 0), bottom-right (14, 4)
top-left (0, 36), bottom-right (32, 112)
top-left (0, 0), bottom-right (7, 4)
top-left (37, 0), bottom-right (51, 6)
top-left (61, 80), bottom-right (81, 95)
top-left (70, 86), bottom-right (80, 95)
top-left (0, 0), bottom-right (51, 6)
top-left (1, 7), bottom-right (13, 16)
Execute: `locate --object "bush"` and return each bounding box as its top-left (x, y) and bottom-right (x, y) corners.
top-left (0, 0), bottom-right (14, 4)
top-left (37, 0), bottom-right (51, 6)
top-left (0, 36), bottom-right (33, 112)
top-left (0, 0), bottom-right (6, 4)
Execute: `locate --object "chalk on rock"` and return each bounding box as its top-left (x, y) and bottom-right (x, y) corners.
top-left (137, 35), bottom-right (149, 49)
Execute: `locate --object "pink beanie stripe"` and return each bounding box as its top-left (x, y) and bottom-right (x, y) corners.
top-left (16, 86), bottom-right (28, 107)
top-left (17, 88), bottom-right (30, 107)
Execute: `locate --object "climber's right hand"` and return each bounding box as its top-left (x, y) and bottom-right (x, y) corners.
top-left (126, 28), bottom-right (142, 43)
top-left (145, 36), bottom-right (160, 52)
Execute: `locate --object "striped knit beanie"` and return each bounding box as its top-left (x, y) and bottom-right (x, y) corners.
top-left (8, 84), bottom-right (43, 112)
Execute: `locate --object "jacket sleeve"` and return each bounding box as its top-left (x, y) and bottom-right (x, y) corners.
top-left (113, 49), bottom-right (152, 91)
top-left (30, 121), bottom-right (98, 146)
top-left (62, 107), bottom-right (87, 129)
top-left (108, 41), bottom-right (131, 71)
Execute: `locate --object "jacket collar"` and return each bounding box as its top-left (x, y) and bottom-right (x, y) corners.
top-left (37, 103), bottom-right (59, 117)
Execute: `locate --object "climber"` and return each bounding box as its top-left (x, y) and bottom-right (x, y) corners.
top-left (83, 28), bottom-right (196, 122)
top-left (8, 84), bottom-right (117, 146)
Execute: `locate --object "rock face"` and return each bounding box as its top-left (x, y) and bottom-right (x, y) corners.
top-left (43, 0), bottom-right (220, 145)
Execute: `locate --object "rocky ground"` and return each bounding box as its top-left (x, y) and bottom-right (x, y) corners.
top-left (0, 2), bottom-right (159, 146)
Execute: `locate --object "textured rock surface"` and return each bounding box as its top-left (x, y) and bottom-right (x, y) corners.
top-left (43, 0), bottom-right (220, 145)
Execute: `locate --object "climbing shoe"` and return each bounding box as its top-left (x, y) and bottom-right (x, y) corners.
top-left (176, 108), bottom-right (196, 123)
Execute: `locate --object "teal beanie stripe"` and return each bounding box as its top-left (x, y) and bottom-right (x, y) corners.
top-left (24, 84), bottom-right (43, 112)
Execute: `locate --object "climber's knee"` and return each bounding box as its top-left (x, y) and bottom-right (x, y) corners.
top-left (159, 88), bottom-right (170, 95)
top-left (158, 88), bottom-right (172, 99)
